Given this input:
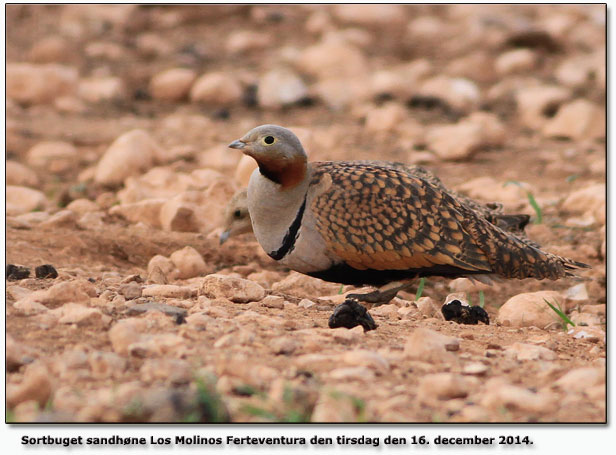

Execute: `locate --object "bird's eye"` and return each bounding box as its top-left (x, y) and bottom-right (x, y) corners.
top-left (233, 209), bottom-right (242, 218)
top-left (263, 135), bottom-right (276, 145)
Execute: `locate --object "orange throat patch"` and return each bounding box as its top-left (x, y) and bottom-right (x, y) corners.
top-left (252, 153), bottom-right (307, 189)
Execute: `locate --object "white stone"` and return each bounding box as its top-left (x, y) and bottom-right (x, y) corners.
top-left (95, 130), bottom-right (161, 185)
top-left (109, 199), bottom-right (165, 228)
top-left (7, 63), bottom-right (78, 104)
top-left (169, 246), bottom-right (209, 280)
top-left (190, 72), bottom-right (242, 105)
top-left (555, 55), bottom-right (597, 88)
top-left (480, 378), bottom-right (556, 413)
top-left (141, 285), bottom-right (193, 299)
top-left (140, 359), bottom-right (191, 384)
top-left (272, 272), bottom-right (341, 298)
top-left (496, 291), bottom-right (565, 328)
top-left (404, 328), bottom-right (460, 362)
top-left (88, 351), bottom-right (127, 379)
top-left (415, 296), bottom-right (439, 317)
top-left (6, 186), bottom-right (48, 216)
top-left (147, 255), bottom-right (177, 282)
top-left (426, 121), bottom-right (483, 161)
top-left (561, 183), bottom-right (605, 225)
top-left (51, 303), bottom-right (111, 326)
top-left (456, 176), bottom-right (533, 210)
top-left (6, 364), bottom-right (53, 408)
top-left (568, 326), bottom-right (605, 343)
top-left (6, 161), bottom-right (39, 187)
top-left (66, 198), bottom-right (99, 214)
top-left (27, 141), bottom-right (78, 173)
top-left (426, 113), bottom-right (504, 161)
top-left (149, 68), bottom-right (197, 101)
top-left (462, 362), bottom-right (489, 376)
top-left (159, 198), bottom-right (199, 233)
top-left (78, 77), bottom-right (125, 103)
top-left (364, 103), bottom-right (407, 134)
top-left (298, 298), bottom-right (317, 309)
top-left (225, 30), bottom-right (272, 54)
top-left (554, 367), bottom-right (604, 393)
top-left (515, 84), bottom-right (570, 130)
top-left (342, 350), bottom-right (389, 372)
top-left (29, 35), bottom-right (71, 63)
top-left (313, 76), bottom-right (370, 110)
top-left (329, 367), bottom-right (375, 381)
top-left (201, 274), bottom-right (265, 303)
top-left (565, 283), bottom-right (589, 302)
top-left (39, 210), bottom-right (78, 229)
top-left (495, 49), bottom-right (537, 75)
top-left (108, 318), bottom-right (148, 355)
top-left (418, 76), bottom-right (480, 111)
top-left (297, 40), bottom-right (367, 79)
top-left (369, 60), bottom-right (431, 100)
top-left (543, 99), bottom-right (605, 140)
top-left (505, 342), bottom-right (557, 361)
top-left (258, 68), bottom-right (308, 109)
top-left (418, 373), bottom-right (475, 401)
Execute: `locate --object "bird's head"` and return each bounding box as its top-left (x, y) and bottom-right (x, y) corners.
top-left (229, 124), bottom-right (307, 188)
top-left (219, 188), bottom-right (253, 245)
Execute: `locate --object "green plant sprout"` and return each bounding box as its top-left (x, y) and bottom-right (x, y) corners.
top-left (504, 181), bottom-right (542, 224)
top-left (415, 277), bottom-right (426, 300)
top-left (544, 298), bottom-right (575, 330)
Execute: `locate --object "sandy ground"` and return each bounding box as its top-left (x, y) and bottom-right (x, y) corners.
top-left (5, 5), bottom-right (606, 423)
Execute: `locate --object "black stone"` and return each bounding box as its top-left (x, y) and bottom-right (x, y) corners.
top-left (441, 299), bottom-right (490, 325)
top-left (35, 264), bottom-right (58, 279)
top-left (6, 264), bottom-right (30, 281)
top-left (328, 299), bottom-right (377, 332)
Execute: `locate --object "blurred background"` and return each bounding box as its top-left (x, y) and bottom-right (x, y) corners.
top-left (5, 4), bottom-right (607, 424)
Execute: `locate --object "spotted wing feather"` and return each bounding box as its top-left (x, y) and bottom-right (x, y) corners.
top-left (310, 162), bottom-right (588, 280)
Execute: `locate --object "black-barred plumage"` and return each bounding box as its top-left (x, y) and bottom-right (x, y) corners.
top-left (309, 161), bottom-right (587, 281)
top-left (229, 125), bottom-right (590, 326)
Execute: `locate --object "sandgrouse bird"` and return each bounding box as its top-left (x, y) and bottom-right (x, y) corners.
top-left (229, 125), bottom-right (589, 330)
top-left (219, 170), bottom-right (531, 245)
top-left (220, 188), bottom-right (252, 245)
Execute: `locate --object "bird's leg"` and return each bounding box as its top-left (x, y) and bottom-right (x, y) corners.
top-left (345, 280), bottom-right (416, 307)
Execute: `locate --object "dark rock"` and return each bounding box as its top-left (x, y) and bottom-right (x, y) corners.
top-left (505, 30), bottom-right (561, 52)
top-left (35, 264), bottom-right (58, 279)
top-left (328, 299), bottom-right (377, 331)
top-left (441, 299), bottom-right (490, 325)
top-left (6, 264), bottom-right (30, 280)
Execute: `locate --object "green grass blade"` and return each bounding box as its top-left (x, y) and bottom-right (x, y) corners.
top-left (527, 192), bottom-right (542, 224)
top-left (415, 278), bottom-right (426, 300)
top-left (479, 291), bottom-right (485, 308)
top-left (544, 298), bottom-right (575, 329)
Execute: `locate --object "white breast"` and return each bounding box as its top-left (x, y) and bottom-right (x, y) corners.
top-left (246, 168), bottom-right (337, 273)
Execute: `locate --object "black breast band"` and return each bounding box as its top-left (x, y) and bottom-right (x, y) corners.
top-left (268, 197), bottom-right (307, 261)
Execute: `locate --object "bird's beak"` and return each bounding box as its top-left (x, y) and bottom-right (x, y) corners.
top-left (219, 230), bottom-right (231, 245)
top-left (228, 140), bottom-right (245, 150)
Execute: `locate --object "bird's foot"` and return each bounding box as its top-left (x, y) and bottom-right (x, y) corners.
top-left (441, 299), bottom-right (490, 325)
top-left (328, 298), bottom-right (377, 331)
